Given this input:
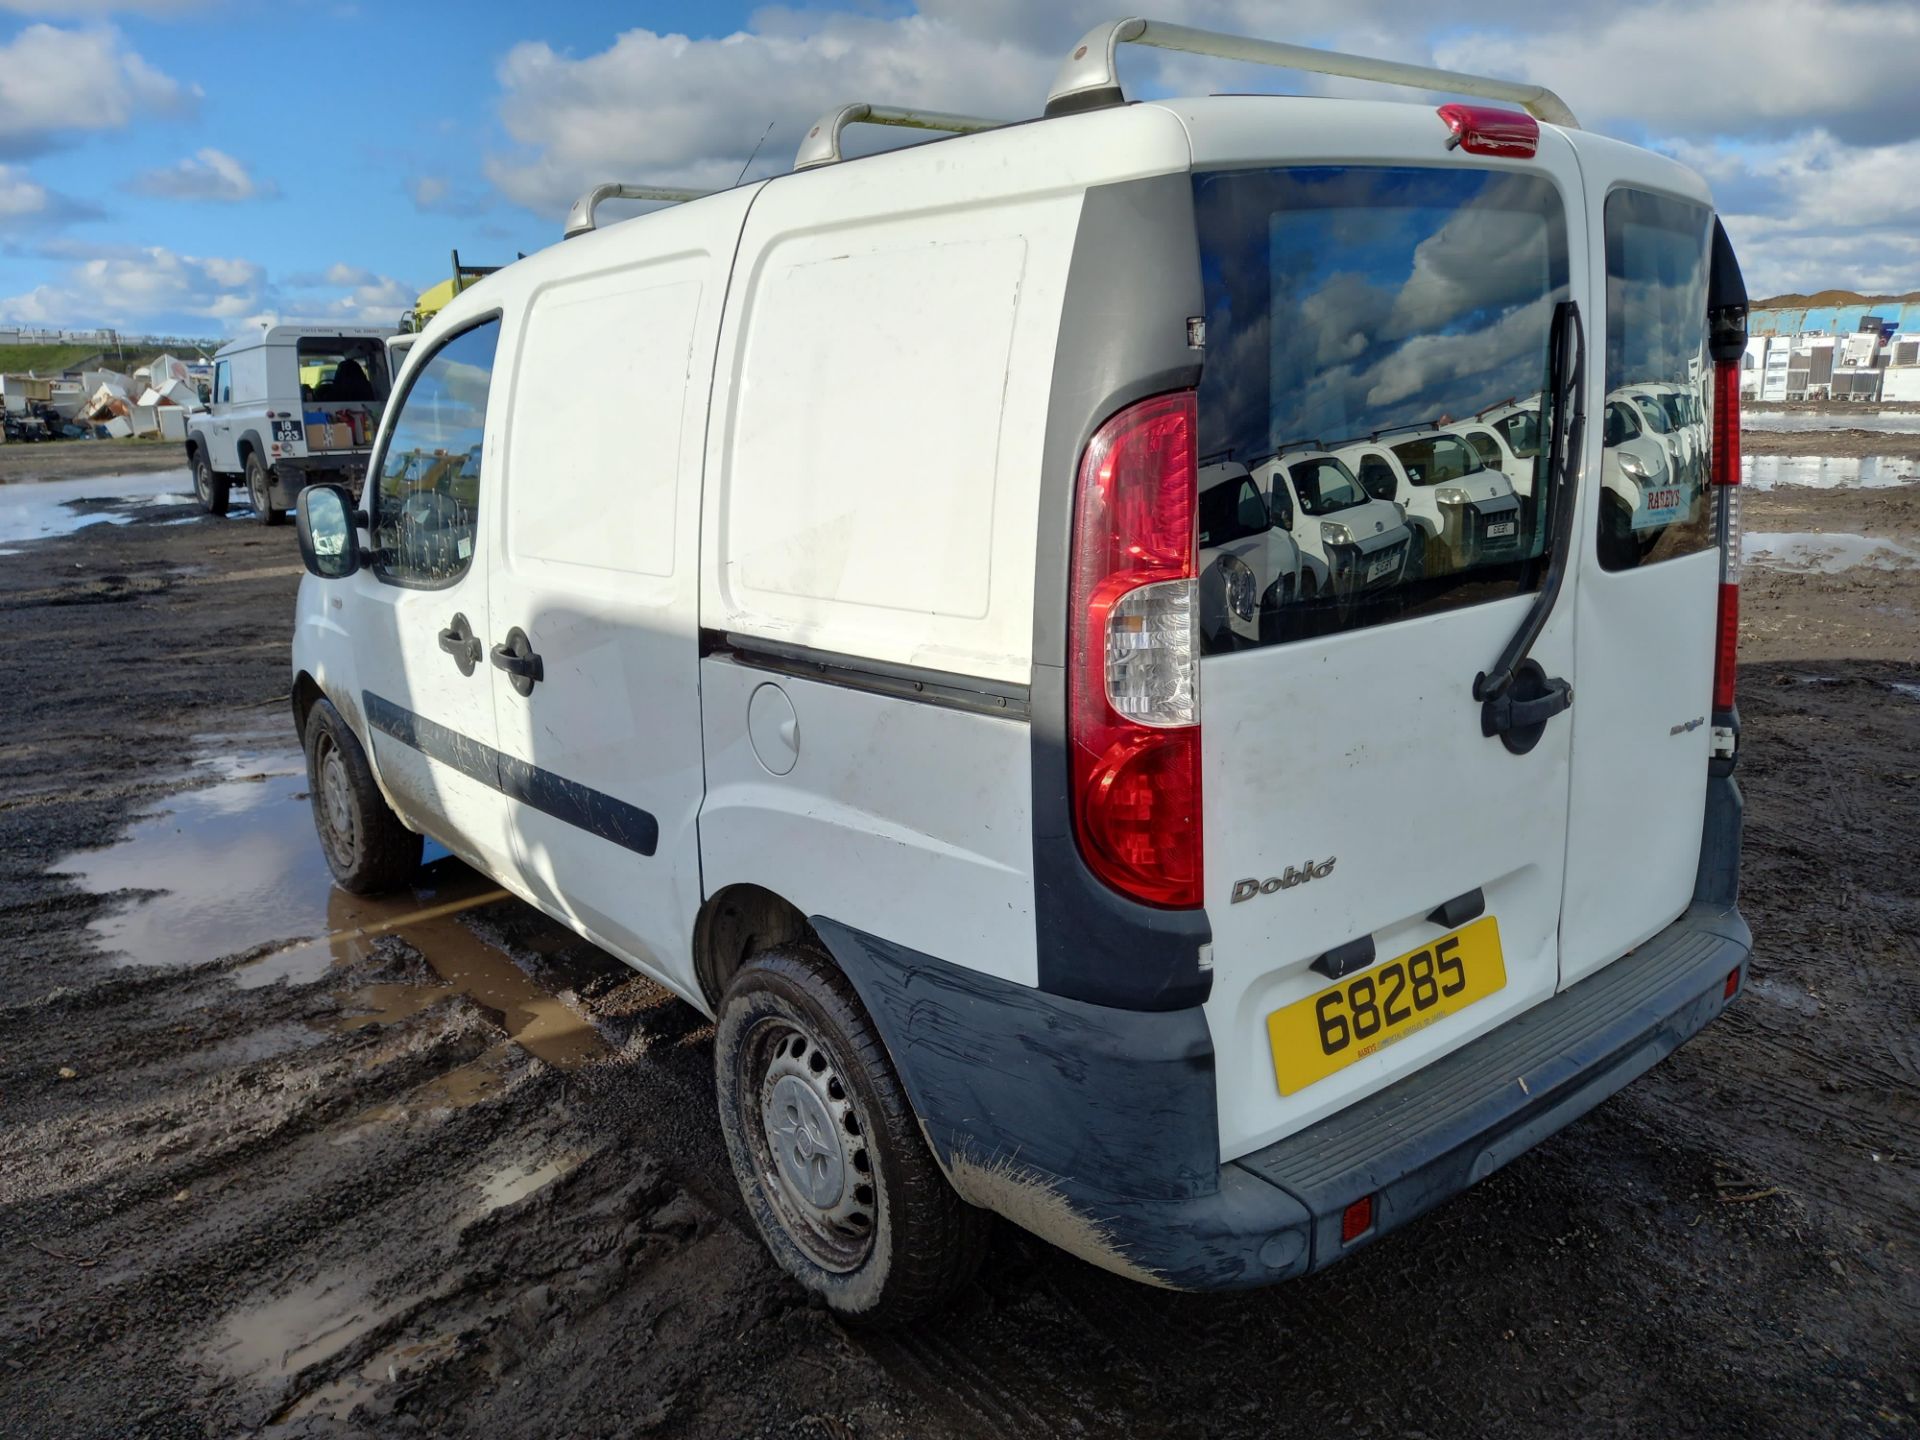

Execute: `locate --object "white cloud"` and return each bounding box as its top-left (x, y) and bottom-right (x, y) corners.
top-left (1, 246), bottom-right (419, 334)
top-left (128, 147), bottom-right (275, 202)
top-left (0, 162), bottom-right (49, 219)
top-left (1, 245), bottom-right (262, 327)
top-left (0, 24), bottom-right (196, 155)
top-left (0, 160), bottom-right (103, 229)
top-left (1433, 0), bottom-right (1920, 146)
top-left (484, 14), bottom-right (1055, 215)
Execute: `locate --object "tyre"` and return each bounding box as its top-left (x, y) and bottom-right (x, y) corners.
top-left (192, 448), bottom-right (228, 517)
top-left (303, 698), bottom-right (422, 895)
top-left (715, 945), bottom-right (990, 1325)
top-left (245, 451), bottom-right (287, 526)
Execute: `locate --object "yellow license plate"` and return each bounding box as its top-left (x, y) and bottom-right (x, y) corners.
top-left (1267, 916), bottom-right (1507, 1096)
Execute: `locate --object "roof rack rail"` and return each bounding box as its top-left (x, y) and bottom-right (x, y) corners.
top-left (563, 184), bottom-right (714, 241)
top-left (794, 103), bottom-right (1007, 170)
top-left (1044, 17), bottom-right (1579, 129)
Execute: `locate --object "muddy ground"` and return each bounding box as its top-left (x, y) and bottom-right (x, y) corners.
top-left (0, 452), bottom-right (1915, 1439)
top-left (0, 439), bottom-right (190, 485)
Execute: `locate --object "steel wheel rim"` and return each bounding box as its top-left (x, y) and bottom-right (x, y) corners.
top-left (744, 1017), bottom-right (878, 1272)
top-left (314, 734), bottom-right (357, 869)
top-left (195, 460), bottom-right (211, 505)
top-left (249, 464), bottom-right (268, 514)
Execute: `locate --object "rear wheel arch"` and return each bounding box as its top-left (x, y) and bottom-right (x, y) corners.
top-left (692, 882), bottom-right (818, 1013)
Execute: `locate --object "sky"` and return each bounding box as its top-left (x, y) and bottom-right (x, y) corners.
top-left (0, 0), bottom-right (1915, 341)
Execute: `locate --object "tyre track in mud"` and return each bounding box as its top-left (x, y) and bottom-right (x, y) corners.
top-left (0, 475), bottom-right (1914, 1438)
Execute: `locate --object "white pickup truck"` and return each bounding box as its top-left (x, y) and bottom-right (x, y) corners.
top-left (186, 324), bottom-right (395, 524)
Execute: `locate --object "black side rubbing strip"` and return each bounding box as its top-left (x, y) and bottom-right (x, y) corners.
top-left (703, 630), bottom-right (1030, 721)
top-left (363, 691), bottom-right (657, 856)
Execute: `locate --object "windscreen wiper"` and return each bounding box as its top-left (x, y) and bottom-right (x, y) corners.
top-left (1473, 299), bottom-right (1584, 755)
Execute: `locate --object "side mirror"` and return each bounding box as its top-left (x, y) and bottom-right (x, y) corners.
top-left (295, 483), bottom-right (361, 579)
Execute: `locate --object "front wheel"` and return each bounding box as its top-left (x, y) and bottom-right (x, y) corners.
top-left (715, 945), bottom-right (990, 1325)
top-left (192, 449), bottom-right (228, 516)
top-left (245, 451), bottom-right (287, 527)
top-left (303, 698), bottom-right (421, 895)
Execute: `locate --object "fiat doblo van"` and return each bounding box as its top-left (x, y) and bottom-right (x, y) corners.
top-left (288, 18), bottom-right (1752, 1323)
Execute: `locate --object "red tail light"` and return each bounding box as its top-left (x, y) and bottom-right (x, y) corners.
top-left (1710, 359), bottom-right (1741, 713)
top-left (1068, 392), bottom-right (1202, 909)
top-left (1436, 103), bottom-right (1540, 158)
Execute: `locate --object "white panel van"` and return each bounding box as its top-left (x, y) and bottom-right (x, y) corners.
top-left (288, 19), bottom-right (1751, 1323)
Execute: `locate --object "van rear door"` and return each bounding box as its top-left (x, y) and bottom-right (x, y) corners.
top-left (1559, 156), bottom-right (1721, 984)
top-left (1183, 117), bottom-right (1592, 1161)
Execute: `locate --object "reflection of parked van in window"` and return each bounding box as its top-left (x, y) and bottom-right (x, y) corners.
top-left (1336, 430), bottom-right (1523, 574)
top-left (1258, 451), bottom-right (1412, 598)
top-left (285, 18), bottom-right (1754, 1325)
top-left (1197, 459), bottom-right (1303, 648)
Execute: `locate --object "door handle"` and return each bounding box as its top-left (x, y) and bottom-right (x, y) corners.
top-left (490, 626), bottom-right (544, 696)
top-left (436, 613), bottom-right (481, 677)
top-left (1479, 658), bottom-right (1572, 754)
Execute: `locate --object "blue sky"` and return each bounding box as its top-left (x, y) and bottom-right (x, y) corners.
top-left (2, 1), bottom-right (1915, 339)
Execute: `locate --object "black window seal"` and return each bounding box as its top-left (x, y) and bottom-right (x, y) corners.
top-left (702, 629), bottom-right (1030, 722)
top-left (366, 309), bottom-right (504, 593)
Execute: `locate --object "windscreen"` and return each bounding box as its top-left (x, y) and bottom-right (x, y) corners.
top-left (1192, 166), bottom-right (1569, 654)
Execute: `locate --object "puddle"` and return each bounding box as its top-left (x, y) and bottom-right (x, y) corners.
top-left (475, 1152), bottom-right (584, 1215)
top-left (1742, 455), bottom-right (1916, 490)
top-left (0, 469), bottom-right (197, 549)
top-left (1743, 411), bottom-right (1920, 434)
top-left (1887, 681), bottom-right (1920, 702)
top-left (1745, 531), bottom-right (1920, 572)
top-left (207, 1272), bottom-right (397, 1384)
top-left (55, 733), bottom-right (611, 1072)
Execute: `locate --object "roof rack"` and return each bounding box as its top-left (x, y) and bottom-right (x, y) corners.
top-left (794, 103), bottom-right (1007, 170)
top-left (1368, 421), bottom-right (1441, 442)
top-left (563, 184), bottom-right (713, 240)
top-left (1044, 17), bottom-right (1579, 129)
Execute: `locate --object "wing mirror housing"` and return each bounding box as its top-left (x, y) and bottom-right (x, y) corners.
top-left (295, 483), bottom-right (361, 579)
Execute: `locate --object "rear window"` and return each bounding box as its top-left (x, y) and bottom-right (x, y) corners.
top-left (1193, 166), bottom-right (1568, 651)
top-left (1599, 189), bottom-right (1712, 571)
top-left (296, 337), bottom-right (390, 403)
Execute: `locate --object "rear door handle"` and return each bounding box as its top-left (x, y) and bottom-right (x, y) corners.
top-left (436, 613), bottom-right (481, 676)
top-left (1479, 658), bottom-right (1571, 754)
top-left (490, 626), bottom-right (544, 696)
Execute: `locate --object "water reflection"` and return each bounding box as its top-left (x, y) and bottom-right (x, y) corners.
top-left (1743, 455), bottom-right (1917, 490)
top-left (1191, 164), bottom-right (1569, 652)
top-left (1744, 531), bottom-right (1920, 572)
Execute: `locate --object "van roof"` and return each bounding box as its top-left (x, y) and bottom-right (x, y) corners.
top-left (214, 323), bottom-right (396, 357)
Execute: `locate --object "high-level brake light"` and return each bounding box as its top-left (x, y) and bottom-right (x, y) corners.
top-left (1067, 392), bottom-right (1203, 909)
top-left (1436, 103), bottom-right (1540, 158)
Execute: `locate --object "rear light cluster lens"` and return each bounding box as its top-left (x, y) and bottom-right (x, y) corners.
top-left (1068, 392), bottom-right (1202, 909)
top-left (1711, 359), bottom-right (1742, 713)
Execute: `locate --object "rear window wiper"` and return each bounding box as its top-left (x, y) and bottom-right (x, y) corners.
top-left (1472, 299), bottom-right (1584, 755)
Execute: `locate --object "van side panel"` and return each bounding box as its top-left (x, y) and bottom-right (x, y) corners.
top-left (697, 654), bottom-right (1041, 989)
top-left (702, 106), bottom-right (1194, 687)
top-left (695, 110), bottom-right (1192, 994)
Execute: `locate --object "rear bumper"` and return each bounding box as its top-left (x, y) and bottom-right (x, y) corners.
top-left (272, 452), bottom-right (371, 503)
top-left (817, 901), bottom-right (1750, 1292)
